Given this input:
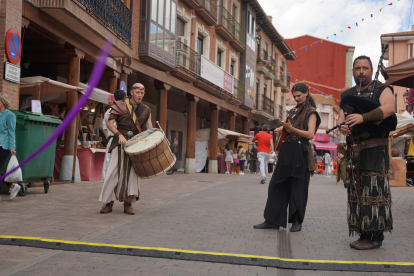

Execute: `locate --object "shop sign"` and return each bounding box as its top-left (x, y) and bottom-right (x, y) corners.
top-left (5, 29), bottom-right (21, 65)
top-left (313, 134), bottom-right (330, 142)
top-left (4, 62), bottom-right (20, 83)
top-left (200, 56), bottom-right (233, 94)
top-left (223, 72), bottom-right (233, 94)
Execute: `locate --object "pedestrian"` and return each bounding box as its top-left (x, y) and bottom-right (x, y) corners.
top-left (101, 89), bottom-right (126, 182)
top-left (339, 55), bottom-right (395, 250)
top-left (252, 124), bottom-right (274, 184)
top-left (0, 93), bottom-right (20, 200)
top-left (99, 83), bottom-right (153, 215)
top-left (324, 151), bottom-right (331, 177)
top-left (232, 148), bottom-right (238, 174)
top-left (254, 82), bottom-right (321, 232)
top-left (224, 144), bottom-right (233, 174)
top-left (268, 152), bottom-right (276, 175)
top-left (249, 142), bottom-right (258, 174)
top-left (238, 145), bottom-right (246, 175)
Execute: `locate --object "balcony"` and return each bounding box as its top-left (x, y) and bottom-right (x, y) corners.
top-left (171, 41), bottom-right (201, 83)
top-left (216, 6), bottom-right (234, 41)
top-left (251, 94), bottom-right (274, 120)
top-left (230, 20), bottom-right (246, 52)
top-left (256, 49), bottom-right (275, 79)
top-left (181, 0), bottom-right (200, 9)
top-left (227, 77), bottom-right (244, 105)
top-left (195, 0), bottom-right (217, 26)
top-left (27, 0), bottom-right (133, 57)
top-left (282, 76), bottom-right (290, 93)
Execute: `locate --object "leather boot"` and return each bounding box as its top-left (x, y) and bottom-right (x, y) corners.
top-left (100, 201), bottom-right (114, 214)
top-left (123, 201), bottom-right (135, 215)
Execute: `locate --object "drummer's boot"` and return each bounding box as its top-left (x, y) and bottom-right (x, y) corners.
top-left (100, 201), bottom-right (114, 214)
top-left (123, 201), bottom-right (135, 215)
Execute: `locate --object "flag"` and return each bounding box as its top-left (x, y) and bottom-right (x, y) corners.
top-left (380, 8), bottom-right (382, 12)
top-left (348, 26), bottom-right (351, 29)
top-left (321, 40), bottom-right (323, 43)
top-left (362, 18), bottom-right (364, 21)
top-left (334, 33), bottom-right (336, 36)
top-left (305, 46), bottom-right (307, 50)
top-left (356, 23), bottom-right (358, 26)
top-left (371, 14), bottom-right (373, 17)
top-left (388, 3), bottom-right (392, 5)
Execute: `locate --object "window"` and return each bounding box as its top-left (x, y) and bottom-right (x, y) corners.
top-left (197, 36), bottom-right (204, 55)
top-left (217, 50), bottom-right (222, 67)
top-left (147, 0), bottom-right (176, 52)
top-left (176, 18), bottom-right (185, 37)
top-left (170, 130), bottom-right (183, 160)
top-left (408, 43), bottom-right (414, 59)
top-left (232, 5), bottom-right (237, 21)
top-left (246, 11), bottom-right (256, 51)
top-left (265, 42), bottom-right (268, 53)
top-left (264, 84), bottom-right (267, 97)
top-left (230, 60), bottom-right (235, 76)
top-left (256, 80), bottom-right (259, 107)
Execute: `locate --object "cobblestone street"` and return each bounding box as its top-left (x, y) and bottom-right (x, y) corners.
top-left (1, 173), bottom-right (413, 275)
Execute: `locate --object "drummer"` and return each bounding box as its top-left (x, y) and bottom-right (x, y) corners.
top-left (99, 83), bottom-right (153, 215)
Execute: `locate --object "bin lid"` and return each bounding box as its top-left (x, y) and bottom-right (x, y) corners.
top-left (9, 110), bottom-right (62, 125)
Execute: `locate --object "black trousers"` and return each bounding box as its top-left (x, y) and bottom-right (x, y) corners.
top-left (0, 146), bottom-right (12, 187)
top-left (250, 160), bottom-right (258, 172)
top-left (264, 171), bottom-right (310, 227)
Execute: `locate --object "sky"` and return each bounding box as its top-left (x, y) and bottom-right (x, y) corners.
top-left (261, 0), bottom-right (413, 85)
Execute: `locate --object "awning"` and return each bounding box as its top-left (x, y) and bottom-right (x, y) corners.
top-left (312, 141), bottom-right (338, 150)
top-left (20, 77), bottom-right (115, 105)
top-left (386, 56), bottom-right (414, 88)
top-left (196, 128), bottom-right (251, 141)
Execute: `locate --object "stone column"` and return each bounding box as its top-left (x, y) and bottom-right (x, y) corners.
top-left (185, 94), bottom-right (199, 174)
top-left (208, 104), bottom-right (220, 173)
top-left (228, 111), bottom-right (236, 131)
top-left (242, 116), bottom-right (249, 135)
top-left (60, 47), bottom-right (85, 181)
top-left (154, 80), bottom-right (171, 132)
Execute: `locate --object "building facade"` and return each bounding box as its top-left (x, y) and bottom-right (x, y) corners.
top-left (381, 27), bottom-right (414, 114)
top-left (0, 0), bottom-right (294, 176)
top-left (285, 35), bottom-right (354, 106)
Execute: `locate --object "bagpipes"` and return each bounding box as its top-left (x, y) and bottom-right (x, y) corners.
top-left (326, 43), bottom-right (397, 196)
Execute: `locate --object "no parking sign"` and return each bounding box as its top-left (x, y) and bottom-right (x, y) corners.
top-left (5, 29), bottom-right (21, 65)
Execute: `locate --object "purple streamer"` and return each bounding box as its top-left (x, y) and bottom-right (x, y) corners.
top-left (0, 40), bottom-right (112, 182)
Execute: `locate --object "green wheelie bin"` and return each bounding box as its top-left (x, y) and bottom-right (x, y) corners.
top-left (1, 110), bottom-right (62, 196)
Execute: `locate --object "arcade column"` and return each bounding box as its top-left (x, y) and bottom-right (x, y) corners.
top-left (60, 47), bottom-right (85, 181)
top-left (154, 80), bottom-right (171, 132)
top-left (185, 94), bottom-right (199, 174)
top-left (228, 111), bottom-right (235, 131)
top-left (208, 104), bottom-right (220, 174)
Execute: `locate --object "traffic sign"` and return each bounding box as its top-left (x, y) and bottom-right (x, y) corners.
top-left (5, 29), bottom-right (21, 65)
top-left (120, 81), bottom-right (127, 92)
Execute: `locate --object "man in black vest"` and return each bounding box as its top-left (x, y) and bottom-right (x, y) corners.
top-left (338, 55), bottom-right (395, 250)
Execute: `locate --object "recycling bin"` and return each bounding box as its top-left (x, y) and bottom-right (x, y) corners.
top-left (1, 110), bottom-right (62, 195)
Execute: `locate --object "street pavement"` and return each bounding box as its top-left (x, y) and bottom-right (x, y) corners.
top-left (0, 172), bottom-right (413, 276)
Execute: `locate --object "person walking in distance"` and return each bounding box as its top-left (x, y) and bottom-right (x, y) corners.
top-left (238, 145), bottom-right (247, 175)
top-left (101, 90), bottom-right (127, 182)
top-left (224, 144), bottom-right (233, 174)
top-left (249, 142), bottom-right (258, 174)
top-left (0, 93), bottom-right (20, 200)
top-left (253, 124), bottom-right (274, 184)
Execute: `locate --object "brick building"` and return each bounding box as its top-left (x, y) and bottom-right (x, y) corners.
top-left (0, 0), bottom-right (293, 176)
top-left (285, 35), bottom-right (355, 106)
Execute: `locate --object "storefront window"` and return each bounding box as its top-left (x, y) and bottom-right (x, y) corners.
top-left (170, 130), bottom-right (183, 160)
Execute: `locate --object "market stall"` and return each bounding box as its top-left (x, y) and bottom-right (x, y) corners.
top-left (389, 111), bottom-right (414, 187)
top-left (195, 128), bottom-right (251, 173)
top-left (19, 76), bottom-right (115, 181)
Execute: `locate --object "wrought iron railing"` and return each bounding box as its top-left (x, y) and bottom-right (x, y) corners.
top-left (176, 41), bottom-right (201, 75)
top-left (258, 48), bottom-right (268, 61)
top-left (198, 0), bottom-right (217, 19)
top-left (217, 5), bottom-right (233, 35)
top-left (278, 104), bottom-right (283, 119)
top-left (286, 76), bottom-right (291, 89)
top-left (75, 0), bottom-right (132, 45)
top-left (233, 78), bottom-right (244, 101)
top-left (262, 95), bottom-right (274, 115)
top-left (233, 20), bottom-right (245, 47)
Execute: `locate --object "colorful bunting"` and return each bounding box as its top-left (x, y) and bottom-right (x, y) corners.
top-left (356, 23), bottom-right (358, 26)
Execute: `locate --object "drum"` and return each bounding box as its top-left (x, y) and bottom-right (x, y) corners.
top-left (125, 128), bottom-right (176, 179)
